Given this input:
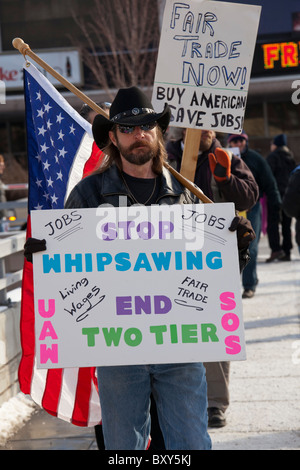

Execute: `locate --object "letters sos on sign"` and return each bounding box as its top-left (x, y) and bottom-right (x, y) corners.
top-left (262, 42), bottom-right (300, 69)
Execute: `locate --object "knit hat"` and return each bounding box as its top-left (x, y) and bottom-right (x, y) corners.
top-left (227, 131), bottom-right (248, 143)
top-left (273, 134), bottom-right (287, 147)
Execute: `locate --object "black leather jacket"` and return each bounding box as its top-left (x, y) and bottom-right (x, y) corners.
top-left (65, 163), bottom-right (250, 272)
top-left (65, 164), bottom-right (198, 208)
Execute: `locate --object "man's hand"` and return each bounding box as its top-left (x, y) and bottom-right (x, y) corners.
top-left (229, 215), bottom-right (256, 250)
top-left (24, 237), bottom-right (46, 263)
top-left (208, 148), bottom-right (231, 182)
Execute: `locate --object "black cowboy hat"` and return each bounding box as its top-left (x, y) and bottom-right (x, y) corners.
top-left (92, 86), bottom-right (171, 149)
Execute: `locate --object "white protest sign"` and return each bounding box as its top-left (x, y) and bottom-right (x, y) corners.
top-left (31, 203), bottom-right (246, 369)
top-left (152, 0), bottom-right (261, 133)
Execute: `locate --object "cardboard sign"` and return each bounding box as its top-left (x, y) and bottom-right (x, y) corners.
top-left (152, 0), bottom-right (261, 133)
top-left (31, 203), bottom-right (246, 368)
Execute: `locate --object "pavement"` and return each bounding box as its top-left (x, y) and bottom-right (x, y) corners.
top-left (1, 233), bottom-right (299, 451)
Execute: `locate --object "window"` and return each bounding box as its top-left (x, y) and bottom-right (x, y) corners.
top-left (10, 122), bottom-right (26, 153)
top-left (243, 102), bottom-right (265, 136)
top-left (0, 122), bottom-right (9, 153)
top-left (267, 101), bottom-right (300, 135)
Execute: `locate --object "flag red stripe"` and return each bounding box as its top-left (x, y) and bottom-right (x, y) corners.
top-left (82, 142), bottom-right (104, 178)
top-left (18, 216), bottom-right (35, 395)
top-left (41, 369), bottom-right (64, 417)
top-left (71, 368), bottom-right (93, 426)
top-left (19, 214), bottom-right (100, 427)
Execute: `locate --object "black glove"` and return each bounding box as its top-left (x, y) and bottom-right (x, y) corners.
top-left (229, 215), bottom-right (256, 250)
top-left (24, 237), bottom-right (47, 263)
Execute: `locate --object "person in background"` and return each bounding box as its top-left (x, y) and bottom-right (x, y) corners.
top-left (25, 87), bottom-right (255, 449)
top-left (282, 164), bottom-right (300, 254)
top-left (166, 129), bottom-right (258, 212)
top-left (227, 132), bottom-right (281, 299)
top-left (266, 134), bottom-right (296, 262)
top-left (167, 129), bottom-right (259, 429)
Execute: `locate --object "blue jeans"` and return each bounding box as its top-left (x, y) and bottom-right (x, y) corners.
top-left (242, 201), bottom-right (262, 290)
top-left (97, 363), bottom-right (212, 450)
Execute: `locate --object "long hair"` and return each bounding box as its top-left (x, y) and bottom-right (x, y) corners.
top-left (97, 126), bottom-right (168, 175)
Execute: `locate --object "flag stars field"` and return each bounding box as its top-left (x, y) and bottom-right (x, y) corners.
top-left (24, 62), bottom-right (93, 215)
top-left (56, 170), bottom-right (63, 181)
top-left (56, 113), bottom-right (64, 124)
top-left (44, 102), bottom-right (52, 112)
top-left (69, 124), bottom-right (76, 134)
top-left (58, 147), bottom-right (67, 158)
top-left (37, 108), bottom-right (44, 118)
top-left (40, 142), bottom-right (49, 153)
top-left (46, 176), bottom-right (54, 187)
top-left (42, 160), bottom-right (50, 171)
top-left (38, 126), bottom-right (47, 136)
top-left (57, 130), bottom-right (64, 140)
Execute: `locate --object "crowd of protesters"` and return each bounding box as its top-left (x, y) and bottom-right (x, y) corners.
top-left (22, 87), bottom-right (299, 450)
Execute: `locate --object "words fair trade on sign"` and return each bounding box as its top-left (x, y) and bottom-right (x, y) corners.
top-left (152, 0), bottom-right (261, 133)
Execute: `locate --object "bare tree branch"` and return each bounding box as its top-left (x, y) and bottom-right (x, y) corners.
top-left (70, 0), bottom-right (160, 97)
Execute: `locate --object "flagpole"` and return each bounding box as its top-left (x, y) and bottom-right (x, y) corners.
top-left (12, 37), bottom-right (212, 203)
top-left (12, 37), bottom-right (108, 118)
top-left (163, 162), bottom-right (213, 203)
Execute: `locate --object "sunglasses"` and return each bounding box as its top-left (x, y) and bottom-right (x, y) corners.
top-left (117, 122), bottom-right (157, 134)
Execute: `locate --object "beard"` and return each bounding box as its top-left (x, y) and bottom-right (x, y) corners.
top-left (115, 137), bottom-right (159, 166)
top-left (199, 131), bottom-right (214, 152)
top-left (199, 137), bottom-right (213, 152)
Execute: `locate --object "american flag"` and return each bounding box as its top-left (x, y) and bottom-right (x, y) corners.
top-left (25, 62), bottom-right (99, 208)
top-left (19, 62), bottom-right (102, 426)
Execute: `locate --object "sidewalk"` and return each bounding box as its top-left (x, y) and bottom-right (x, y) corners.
top-left (1, 233), bottom-right (299, 450)
top-left (211, 233), bottom-right (300, 450)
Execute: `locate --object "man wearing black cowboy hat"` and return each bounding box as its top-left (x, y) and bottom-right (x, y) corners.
top-left (25, 86), bottom-right (255, 450)
top-left (64, 87), bottom-right (215, 450)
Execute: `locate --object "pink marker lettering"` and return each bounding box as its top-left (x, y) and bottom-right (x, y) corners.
top-left (224, 335), bottom-right (241, 355)
top-left (38, 298), bottom-right (56, 318)
top-left (221, 312), bottom-right (240, 332)
top-left (39, 320), bottom-right (58, 341)
top-left (39, 344), bottom-right (58, 364)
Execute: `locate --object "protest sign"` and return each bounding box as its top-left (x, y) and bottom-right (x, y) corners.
top-left (31, 203), bottom-right (246, 368)
top-left (152, 0), bottom-right (261, 133)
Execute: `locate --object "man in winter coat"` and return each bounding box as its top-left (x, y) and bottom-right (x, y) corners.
top-left (282, 165), bottom-right (300, 254)
top-left (227, 132), bottom-right (281, 298)
top-left (266, 134), bottom-right (296, 262)
top-left (167, 129), bottom-right (259, 429)
top-left (166, 129), bottom-right (258, 213)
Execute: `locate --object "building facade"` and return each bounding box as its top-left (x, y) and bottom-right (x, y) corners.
top-left (0, 0), bottom-right (300, 173)
top-left (220, 0), bottom-right (300, 157)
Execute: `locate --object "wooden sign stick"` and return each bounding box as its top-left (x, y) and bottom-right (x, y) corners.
top-left (178, 127), bottom-right (213, 203)
top-left (164, 161), bottom-right (212, 203)
top-left (12, 37), bottom-right (212, 203)
top-left (12, 37), bottom-right (108, 118)
top-left (180, 128), bottom-right (202, 182)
